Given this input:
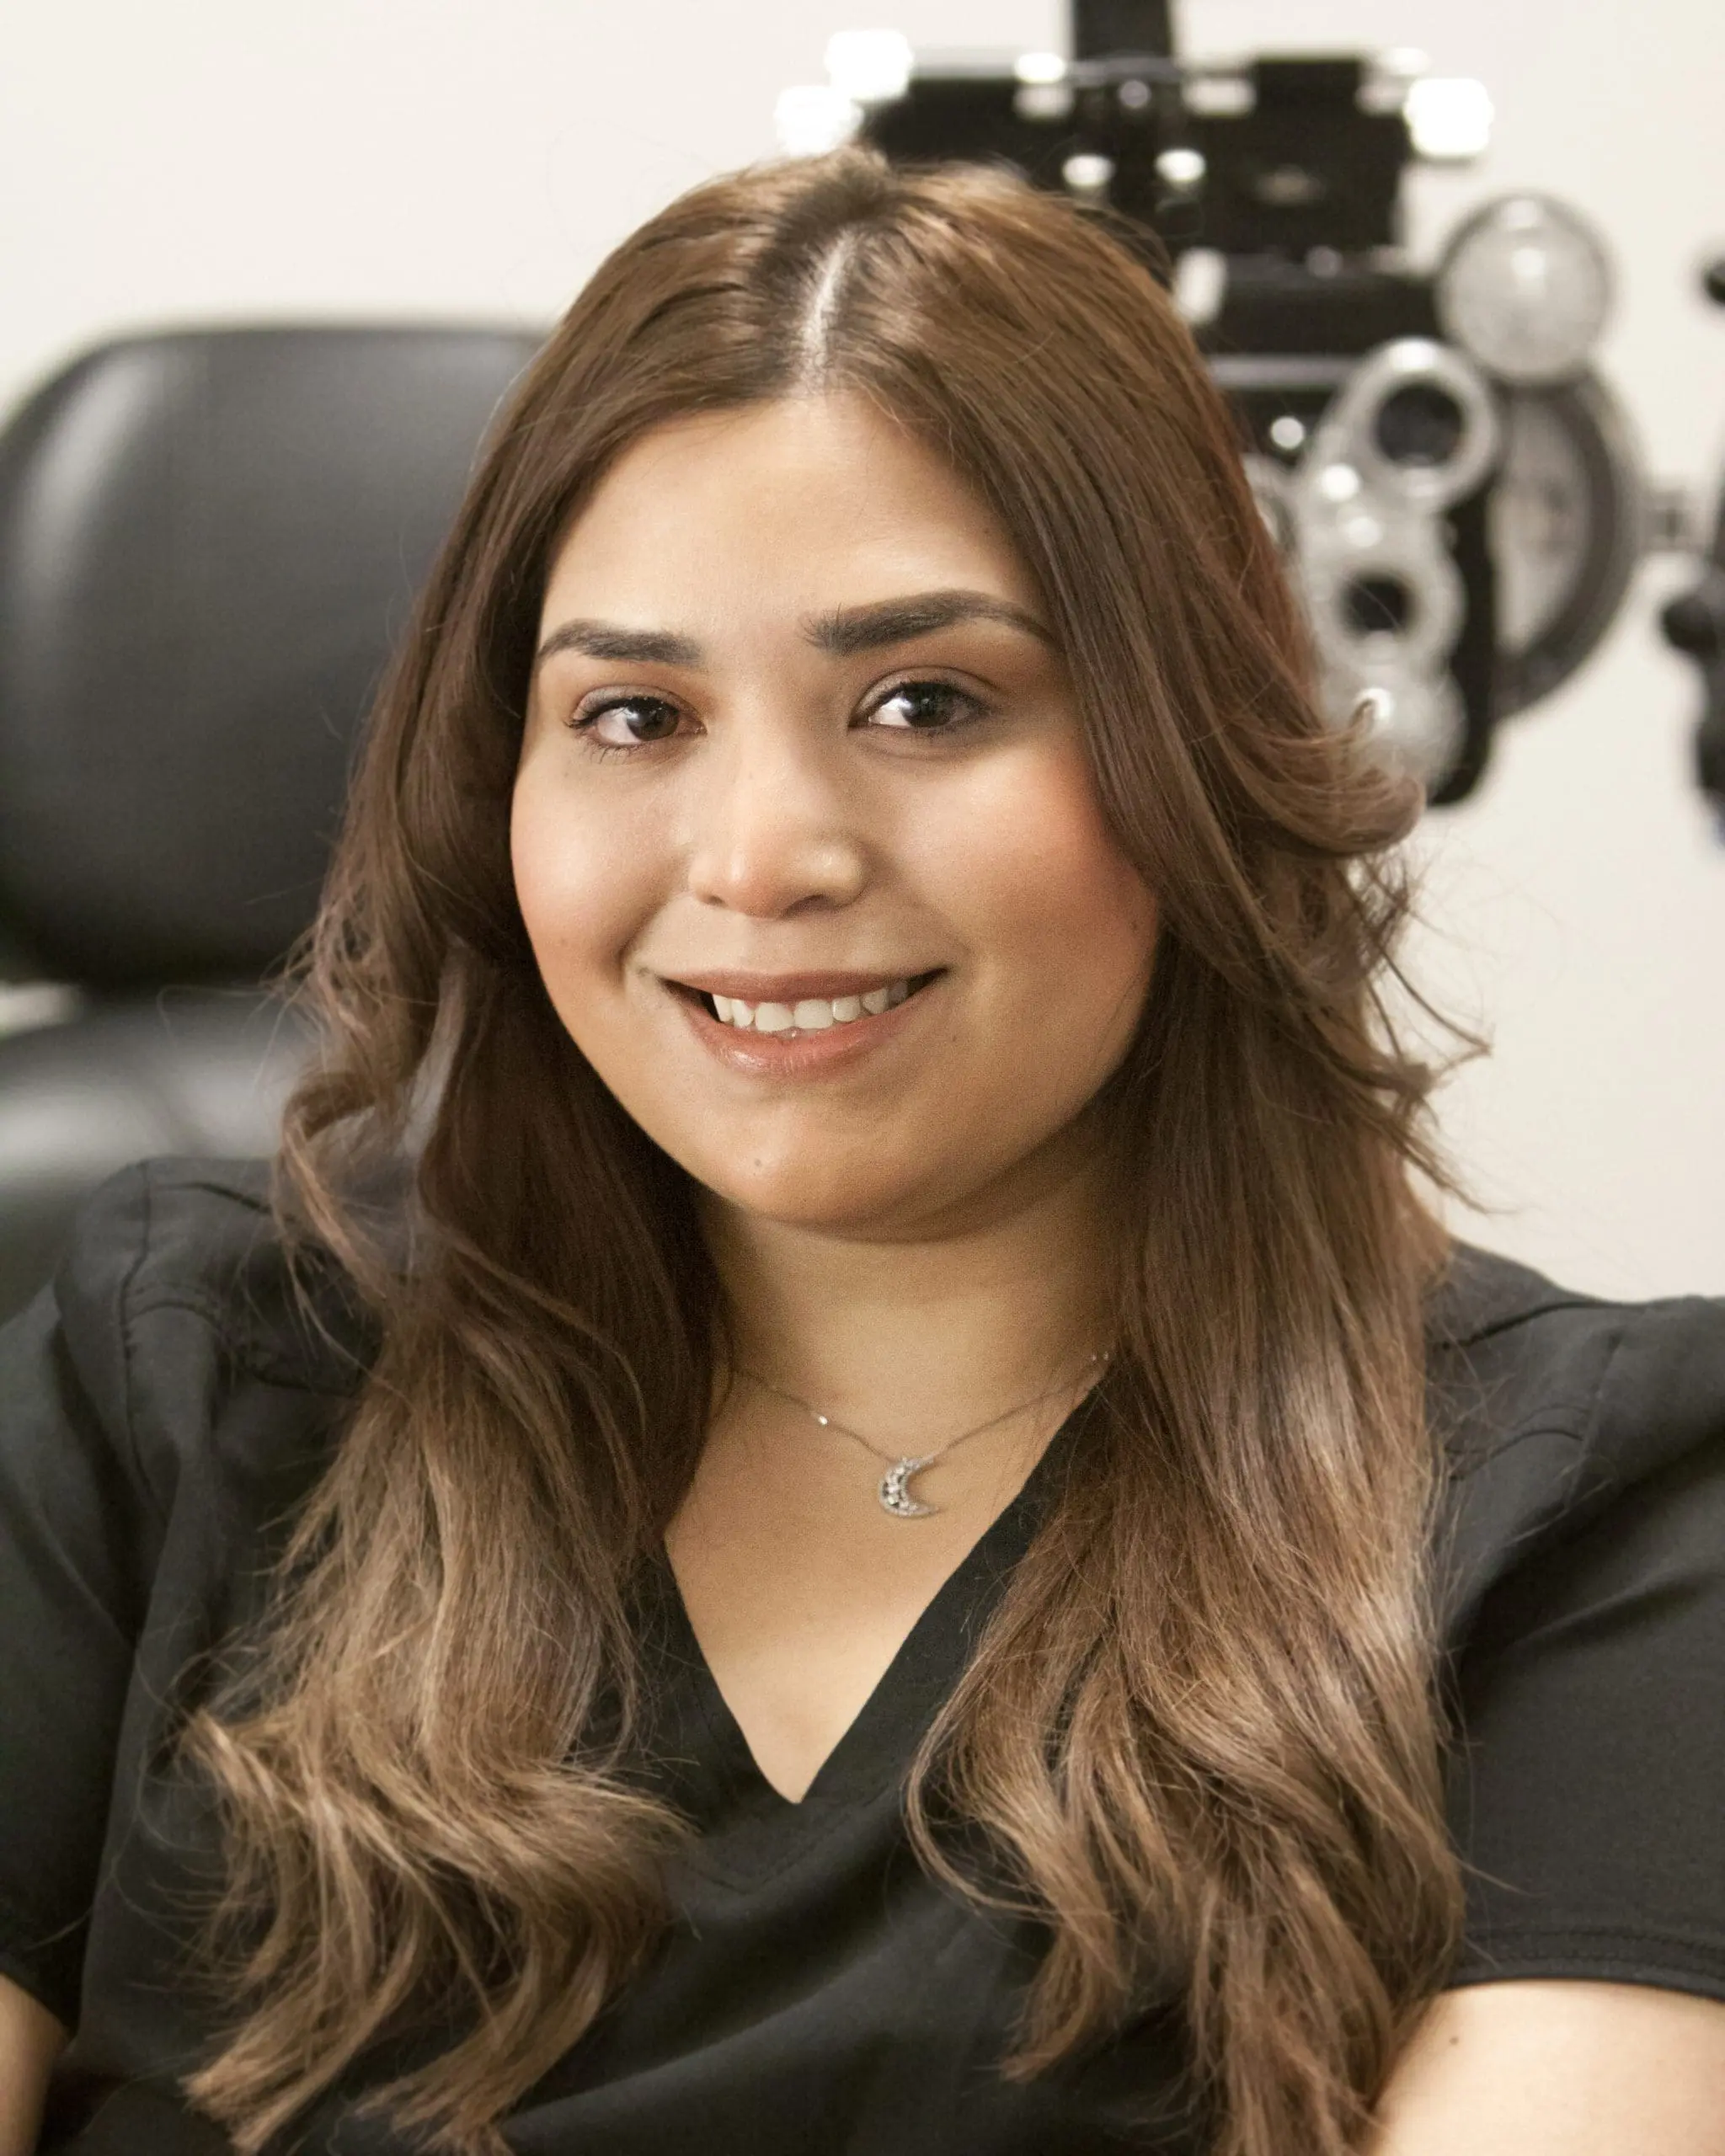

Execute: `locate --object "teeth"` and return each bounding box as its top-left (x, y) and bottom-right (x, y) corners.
top-left (704, 979), bottom-right (918, 1033)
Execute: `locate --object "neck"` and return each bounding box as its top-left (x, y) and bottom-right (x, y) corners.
top-left (701, 1139), bottom-right (1114, 1442)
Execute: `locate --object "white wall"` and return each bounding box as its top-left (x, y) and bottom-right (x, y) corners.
top-left (3, 0), bottom-right (1722, 1295)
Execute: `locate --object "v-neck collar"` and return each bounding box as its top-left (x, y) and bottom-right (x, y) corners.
top-left (637, 1391), bottom-right (1096, 1837)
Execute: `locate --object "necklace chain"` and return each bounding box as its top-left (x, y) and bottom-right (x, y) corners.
top-left (737, 1353), bottom-right (1108, 1476)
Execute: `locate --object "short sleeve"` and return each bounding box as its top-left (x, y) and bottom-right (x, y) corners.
top-left (0, 1160), bottom-right (361, 2089)
top-left (0, 1231), bottom-right (159, 2027)
top-left (1446, 1399), bottom-right (1725, 2001)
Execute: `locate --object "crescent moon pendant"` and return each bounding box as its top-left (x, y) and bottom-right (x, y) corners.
top-left (879, 1456), bottom-right (940, 1518)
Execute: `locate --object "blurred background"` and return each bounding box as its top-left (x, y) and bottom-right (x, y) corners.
top-left (1, 0), bottom-right (1722, 1302)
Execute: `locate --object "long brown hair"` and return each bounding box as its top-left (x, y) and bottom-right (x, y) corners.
top-left (183, 148), bottom-right (1465, 2156)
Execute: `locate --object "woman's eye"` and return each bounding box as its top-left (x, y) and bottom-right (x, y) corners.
top-left (577, 696), bottom-right (685, 749)
top-left (863, 680), bottom-right (985, 733)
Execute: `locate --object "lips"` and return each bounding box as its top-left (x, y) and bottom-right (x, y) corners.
top-left (666, 969), bottom-right (938, 1003)
top-left (661, 968), bottom-right (944, 1060)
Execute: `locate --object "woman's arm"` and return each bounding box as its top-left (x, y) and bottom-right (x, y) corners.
top-left (1368, 1980), bottom-right (1725, 2155)
top-left (0, 1972), bottom-right (67, 2156)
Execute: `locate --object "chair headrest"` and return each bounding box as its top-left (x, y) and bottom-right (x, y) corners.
top-left (0, 324), bottom-right (541, 988)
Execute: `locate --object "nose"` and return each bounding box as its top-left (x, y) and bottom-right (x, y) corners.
top-left (684, 709), bottom-right (869, 919)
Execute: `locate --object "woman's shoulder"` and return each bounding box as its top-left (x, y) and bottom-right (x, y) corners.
top-left (0, 1160), bottom-right (375, 2028)
top-left (1, 1157), bottom-right (373, 1552)
top-left (1424, 1239), bottom-right (1725, 1634)
top-left (51, 1154), bottom-right (373, 1400)
top-left (1428, 1246), bottom-right (1725, 2001)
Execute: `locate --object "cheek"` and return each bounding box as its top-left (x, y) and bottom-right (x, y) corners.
top-left (931, 744), bottom-right (1159, 1039)
top-left (509, 770), bottom-right (648, 1004)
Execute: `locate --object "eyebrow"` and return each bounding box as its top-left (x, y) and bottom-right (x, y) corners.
top-left (532, 588), bottom-right (1055, 671)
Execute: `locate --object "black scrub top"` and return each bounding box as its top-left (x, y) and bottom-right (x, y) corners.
top-left (3, 1161), bottom-right (1724, 2155)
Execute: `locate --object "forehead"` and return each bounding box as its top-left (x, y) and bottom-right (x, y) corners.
top-left (537, 392), bottom-right (1042, 629)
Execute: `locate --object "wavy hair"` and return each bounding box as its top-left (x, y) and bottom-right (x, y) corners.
top-left (181, 149), bottom-right (1466, 2156)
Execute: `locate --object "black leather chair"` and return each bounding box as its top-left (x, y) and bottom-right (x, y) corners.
top-left (0, 324), bottom-right (542, 1321)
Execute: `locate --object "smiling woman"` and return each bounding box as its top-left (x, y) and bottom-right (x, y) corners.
top-left (512, 395), bottom-right (1156, 1243)
top-left (2, 149), bottom-right (1723, 2156)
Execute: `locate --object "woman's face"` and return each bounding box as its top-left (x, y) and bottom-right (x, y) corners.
top-left (512, 392), bottom-right (1159, 1239)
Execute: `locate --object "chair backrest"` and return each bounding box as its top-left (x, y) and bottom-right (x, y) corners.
top-left (0, 323), bottom-right (542, 987)
top-left (0, 323), bottom-right (543, 1322)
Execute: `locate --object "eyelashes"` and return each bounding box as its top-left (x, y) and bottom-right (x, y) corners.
top-left (575, 694), bottom-right (683, 752)
top-left (569, 675), bottom-right (994, 755)
top-left (865, 679), bottom-right (987, 733)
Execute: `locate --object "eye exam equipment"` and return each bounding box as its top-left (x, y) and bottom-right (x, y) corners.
top-left (782, 1), bottom-right (1720, 814)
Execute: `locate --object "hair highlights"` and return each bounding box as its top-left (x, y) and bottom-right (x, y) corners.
top-left (182, 150), bottom-right (1466, 2156)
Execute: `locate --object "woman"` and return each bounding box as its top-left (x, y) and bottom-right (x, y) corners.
top-left (1, 150), bottom-right (1722, 2156)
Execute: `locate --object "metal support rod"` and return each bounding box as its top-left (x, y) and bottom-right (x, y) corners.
top-left (1072, 1), bottom-right (1176, 60)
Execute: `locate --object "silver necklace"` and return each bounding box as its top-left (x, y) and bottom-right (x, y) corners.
top-left (739, 1353), bottom-right (1107, 1519)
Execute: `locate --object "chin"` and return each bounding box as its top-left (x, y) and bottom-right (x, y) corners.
top-left (693, 1153), bottom-right (963, 1239)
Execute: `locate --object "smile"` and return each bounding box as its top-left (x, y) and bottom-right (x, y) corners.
top-left (709, 979), bottom-right (911, 1033)
top-left (662, 969), bottom-right (945, 1059)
